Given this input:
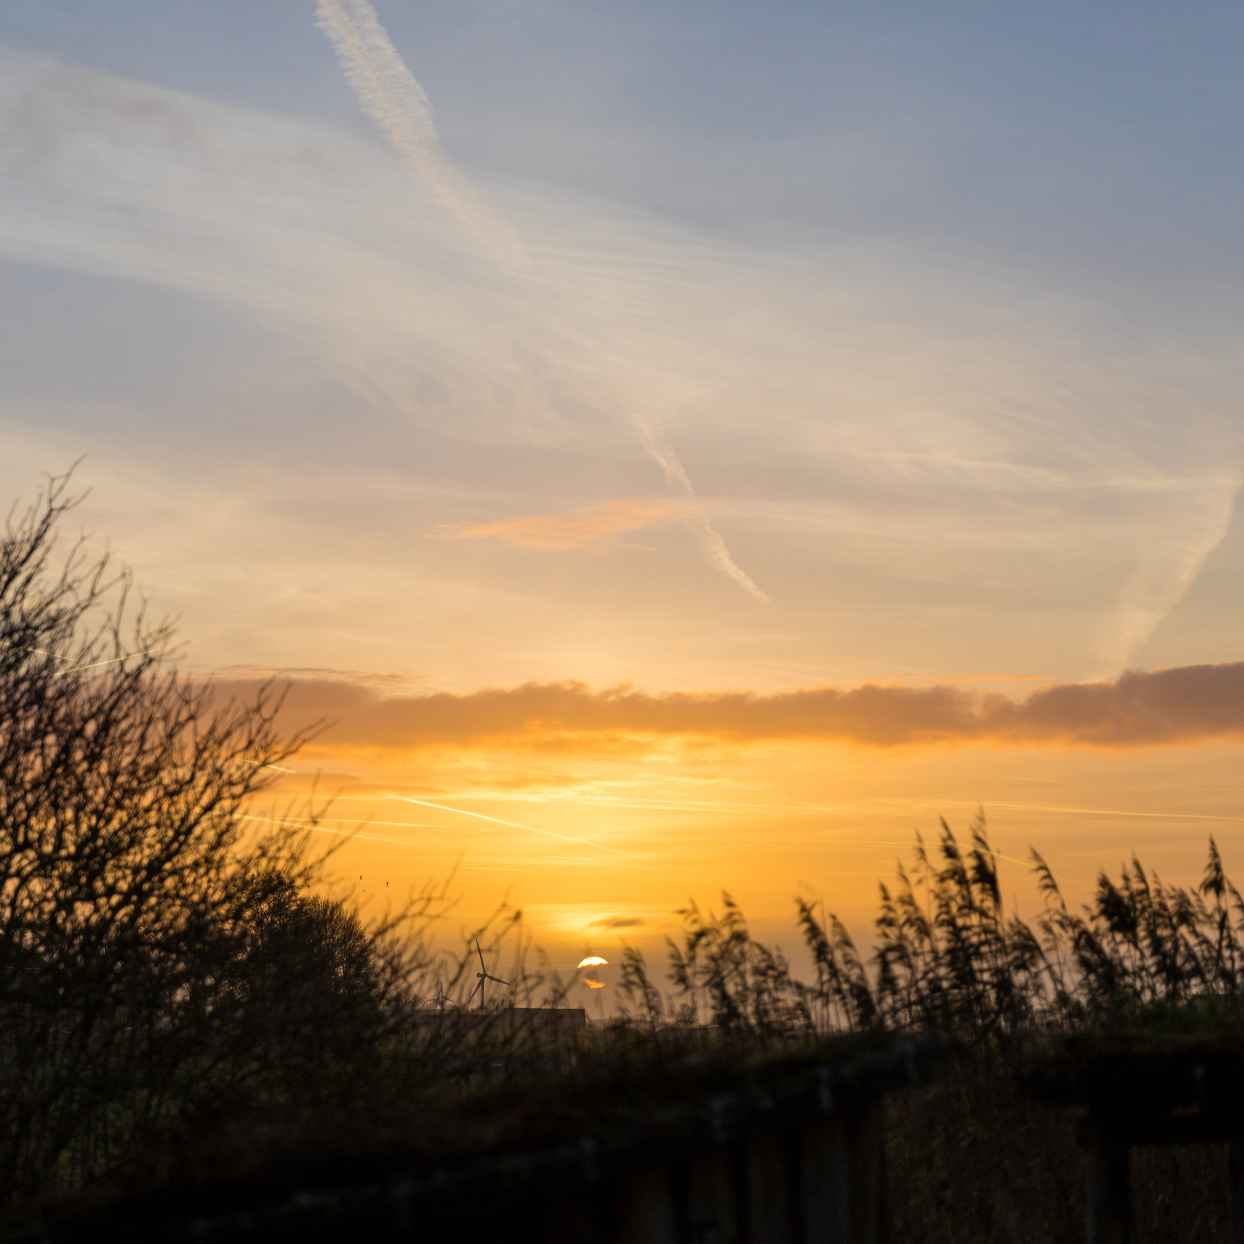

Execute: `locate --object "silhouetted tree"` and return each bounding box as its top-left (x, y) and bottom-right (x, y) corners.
top-left (0, 468), bottom-right (330, 1200)
top-left (198, 873), bottom-right (395, 1096)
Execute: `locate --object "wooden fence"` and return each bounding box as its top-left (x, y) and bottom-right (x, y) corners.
top-left (1021, 1034), bottom-right (1244, 1244)
top-left (25, 1034), bottom-right (954, 1244)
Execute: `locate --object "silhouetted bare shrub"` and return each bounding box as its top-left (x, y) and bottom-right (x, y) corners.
top-left (0, 469), bottom-right (340, 1200)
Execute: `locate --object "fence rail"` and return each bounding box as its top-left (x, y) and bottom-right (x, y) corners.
top-left (21, 1034), bottom-right (955, 1244)
top-left (1021, 1035), bottom-right (1244, 1244)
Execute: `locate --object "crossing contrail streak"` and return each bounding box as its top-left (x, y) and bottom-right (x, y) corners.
top-left (245, 783), bottom-right (620, 854)
top-left (389, 795), bottom-right (628, 857)
top-left (239, 813), bottom-right (433, 850)
top-left (24, 646), bottom-right (157, 676)
top-left (862, 840), bottom-right (1036, 871)
top-left (933, 798), bottom-right (1244, 825)
top-left (313, 0), bottom-right (768, 603)
top-left (56, 655), bottom-right (132, 674)
top-left (259, 813), bottom-right (433, 830)
top-left (872, 795), bottom-right (1244, 825)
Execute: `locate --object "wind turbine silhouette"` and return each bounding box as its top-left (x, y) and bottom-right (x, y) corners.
top-left (468, 939), bottom-right (510, 1010)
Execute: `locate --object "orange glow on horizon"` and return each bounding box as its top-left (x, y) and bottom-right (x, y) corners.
top-left (247, 729), bottom-right (1244, 976)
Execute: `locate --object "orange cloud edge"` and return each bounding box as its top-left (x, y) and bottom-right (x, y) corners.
top-left (435, 497), bottom-right (697, 551)
top-left (197, 661), bottom-right (1244, 751)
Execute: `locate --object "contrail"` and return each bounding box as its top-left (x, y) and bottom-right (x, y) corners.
top-left (697, 517), bottom-right (770, 603)
top-left (349, 790), bottom-right (1030, 866)
top-left (239, 813), bottom-right (433, 850)
top-left (247, 781), bottom-right (622, 854)
top-left (255, 813), bottom-right (434, 830)
top-left (26, 646), bottom-right (156, 676)
top-left (239, 814), bottom-right (550, 870)
top-left (1102, 471), bottom-right (1241, 675)
top-left (390, 794), bottom-right (628, 857)
top-left (862, 840), bottom-right (1037, 871)
top-left (635, 414), bottom-right (770, 603)
top-left (313, 0), bottom-right (768, 603)
top-left (927, 797), bottom-right (1244, 825)
top-left (313, 0), bottom-right (526, 271)
top-left (57, 655), bottom-right (133, 674)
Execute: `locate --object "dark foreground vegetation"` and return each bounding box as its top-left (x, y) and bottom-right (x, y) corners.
top-left (4, 470), bottom-right (1244, 1241)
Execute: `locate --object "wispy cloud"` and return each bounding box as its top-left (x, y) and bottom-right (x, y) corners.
top-left (1, 48), bottom-right (1239, 662)
top-left (312, 1), bottom-right (768, 601)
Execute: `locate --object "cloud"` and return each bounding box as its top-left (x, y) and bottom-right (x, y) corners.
top-left (3, 51), bottom-right (1241, 665)
top-left (199, 660), bottom-right (1244, 750)
top-left (588, 916), bottom-right (646, 929)
top-left (210, 664), bottom-right (421, 691)
top-left (439, 496), bottom-right (695, 551)
top-left (631, 415), bottom-right (771, 604)
top-left (1097, 473), bottom-right (1242, 672)
top-left (312, 1), bottom-right (766, 600)
top-left (313, 0), bottom-right (526, 271)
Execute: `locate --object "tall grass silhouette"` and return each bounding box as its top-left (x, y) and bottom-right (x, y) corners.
top-left (6, 469), bottom-right (1244, 1238)
top-left (615, 813), bottom-right (1244, 1048)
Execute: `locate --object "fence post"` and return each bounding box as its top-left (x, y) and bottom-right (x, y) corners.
top-left (607, 1163), bottom-right (682, 1244)
top-left (846, 1099), bottom-right (888, 1244)
top-left (1080, 1118), bottom-right (1133, 1244)
top-left (1228, 1139), bottom-right (1244, 1244)
top-left (681, 1146), bottom-right (743, 1242)
top-left (744, 1130), bottom-right (797, 1242)
top-left (796, 1115), bottom-right (851, 1243)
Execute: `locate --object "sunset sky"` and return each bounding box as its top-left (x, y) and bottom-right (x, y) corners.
top-left (3, 3), bottom-right (1244, 994)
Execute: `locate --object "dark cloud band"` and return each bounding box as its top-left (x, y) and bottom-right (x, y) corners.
top-left (200, 661), bottom-right (1244, 750)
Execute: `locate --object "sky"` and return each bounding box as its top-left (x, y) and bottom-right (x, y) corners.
top-left (3, 2), bottom-right (1244, 996)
